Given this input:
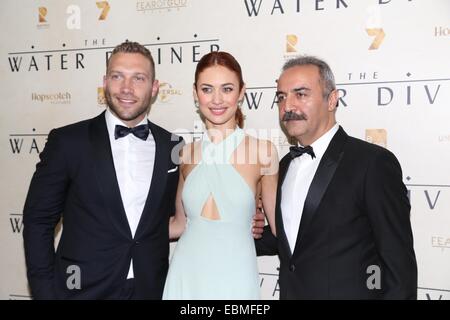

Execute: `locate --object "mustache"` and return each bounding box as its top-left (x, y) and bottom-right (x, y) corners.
top-left (282, 111), bottom-right (307, 121)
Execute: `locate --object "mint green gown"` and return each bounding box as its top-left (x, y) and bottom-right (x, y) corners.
top-left (162, 128), bottom-right (260, 300)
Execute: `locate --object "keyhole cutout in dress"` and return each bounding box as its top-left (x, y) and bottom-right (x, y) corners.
top-left (200, 193), bottom-right (222, 220)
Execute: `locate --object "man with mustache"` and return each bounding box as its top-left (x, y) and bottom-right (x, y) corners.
top-left (256, 56), bottom-right (417, 299)
top-left (23, 41), bottom-right (183, 299)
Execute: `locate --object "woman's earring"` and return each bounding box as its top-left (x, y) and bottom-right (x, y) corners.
top-left (237, 100), bottom-right (243, 107)
top-left (194, 100), bottom-right (199, 108)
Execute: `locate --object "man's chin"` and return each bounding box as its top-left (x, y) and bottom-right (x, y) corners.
top-left (110, 105), bottom-right (148, 120)
top-left (286, 128), bottom-right (305, 138)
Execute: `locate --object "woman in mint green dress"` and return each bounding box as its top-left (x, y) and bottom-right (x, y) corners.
top-left (163, 51), bottom-right (278, 300)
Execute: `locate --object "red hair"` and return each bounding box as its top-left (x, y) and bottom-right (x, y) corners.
top-left (194, 51), bottom-right (245, 128)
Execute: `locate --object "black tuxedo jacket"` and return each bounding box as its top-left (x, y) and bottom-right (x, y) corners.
top-left (257, 127), bottom-right (417, 299)
top-left (23, 112), bottom-right (182, 299)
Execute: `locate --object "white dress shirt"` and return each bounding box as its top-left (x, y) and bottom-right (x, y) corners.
top-left (105, 109), bottom-right (156, 278)
top-left (281, 123), bottom-right (339, 253)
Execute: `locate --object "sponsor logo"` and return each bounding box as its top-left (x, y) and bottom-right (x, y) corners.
top-left (38, 7), bottom-right (47, 23)
top-left (283, 34), bottom-right (300, 60)
top-left (66, 2), bottom-right (110, 29)
top-left (157, 82), bottom-right (182, 103)
top-left (438, 134), bottom-right (450, 143)
top-left (366, 5), bottom-right (385, 50)
top-left (431, 236), bottom-right (450, 251)
top-left (435, 26), bottom-right (450, 37)
top-left (136, 0), bottom-right (188, 13)
top-left (31, 92), bottom-right (71, 105)
top-left (286, 34), bottom-right (298, 53)
top-left (37, 6), bottom-right (49, 29)
top-left (365, 129), bottom-right (387, 148)
top-left (98, 87), bottom-right (106, 105)
top-left (97, 1), bottom-right (110, 20)
top-left (366, 28), bottom-right (385, 50)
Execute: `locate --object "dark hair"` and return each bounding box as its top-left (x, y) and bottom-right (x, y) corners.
top-left (194, 51), bottom-right (245, 128)
top-left (107, 41), bottom-right (155, 80)
top-left (282, 55), bottom-right (336, 98)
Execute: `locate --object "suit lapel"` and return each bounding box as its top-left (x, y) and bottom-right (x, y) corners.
top-left (89, 112), bottom-right (132, 239)
top-left (293, 127), bottom-right (347, 255)
top-left (276, 155), bottom-right (295, 257)
top-left (134, 121), bottom-right (169, 238)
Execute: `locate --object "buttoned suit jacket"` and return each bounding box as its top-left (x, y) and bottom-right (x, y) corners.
top-left (23, 111), bottom-right (183, 299)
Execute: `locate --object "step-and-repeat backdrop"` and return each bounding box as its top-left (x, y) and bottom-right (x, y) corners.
top-left (1, 0), bottom-right (449, 300)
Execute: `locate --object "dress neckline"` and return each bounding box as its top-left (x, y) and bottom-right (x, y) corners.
top-left (201, 127), bottom-right (245, 164)
top-left (203, 127), bottom-right (243, 146)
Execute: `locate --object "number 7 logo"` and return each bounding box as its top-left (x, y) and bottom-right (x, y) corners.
top-left (366, 28), bottom-right (385, 50)
top-left (96, 1), bottom-right (110, 20)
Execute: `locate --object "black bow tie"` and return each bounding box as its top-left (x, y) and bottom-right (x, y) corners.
top-left (289, 145), bottom-right (316, 159)
top-left (114, 123), bottom-right (149, 141)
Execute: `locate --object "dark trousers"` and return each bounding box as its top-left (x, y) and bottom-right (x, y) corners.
top-left (119, 278), bottom-right (135, 300)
